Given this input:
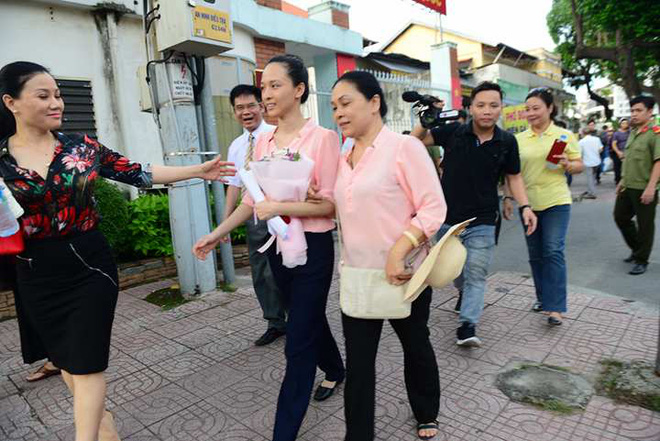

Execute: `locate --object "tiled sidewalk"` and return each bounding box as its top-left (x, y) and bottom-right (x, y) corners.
top-left (1, 270), bottom-right (659, 441)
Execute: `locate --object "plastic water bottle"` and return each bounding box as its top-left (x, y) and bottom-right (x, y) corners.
top-left (0, 187), bottom-right (19, 238)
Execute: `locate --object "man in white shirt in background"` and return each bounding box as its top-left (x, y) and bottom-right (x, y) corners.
top-left (579, 126), bottom-right (604, 199)
top-left (224, 84), bottom-right (285, 346)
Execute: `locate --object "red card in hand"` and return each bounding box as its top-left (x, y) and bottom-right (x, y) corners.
top-left (546, 139), bottom-right (567, 164)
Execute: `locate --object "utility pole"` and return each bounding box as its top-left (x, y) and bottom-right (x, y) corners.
top-left (199, 57), bottom-right (236, 286)
top-left (150, 57), bottom-right (217, 296)
top-left (142, 0), bottom-right (235, 295)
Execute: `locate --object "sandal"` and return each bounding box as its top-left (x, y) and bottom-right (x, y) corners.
top-left (547, 312), bottom-right (563, 326)
top-left (548, 316), bottom-right (563, 326)
top-left (417, 420), bottom-right (439, 440)
top-left (26, 362), bottom-right (61, 382)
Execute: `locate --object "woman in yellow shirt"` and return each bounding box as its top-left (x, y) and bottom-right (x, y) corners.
top-left (507, 88), bottom-right (583, 325)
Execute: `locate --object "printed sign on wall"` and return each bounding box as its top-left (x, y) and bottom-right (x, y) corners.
top-left (192, 5), bottom-right (232, 43)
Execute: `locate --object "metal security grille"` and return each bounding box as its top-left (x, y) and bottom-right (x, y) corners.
top-left (56, 78), bottom-right (97, 138)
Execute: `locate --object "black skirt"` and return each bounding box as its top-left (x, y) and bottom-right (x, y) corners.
top-left (15, 230), bottom-right (118, 374)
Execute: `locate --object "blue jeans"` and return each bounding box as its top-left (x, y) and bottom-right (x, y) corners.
top-left (436, 224), bottom-right (496, 325)
top-left (522, 204), bottom-right (571, 313)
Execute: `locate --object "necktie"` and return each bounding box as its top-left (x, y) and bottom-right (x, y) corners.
top-left (244, 133), bottom-right (255, 171)
top-left (241, 133), bottom-right (255, 198)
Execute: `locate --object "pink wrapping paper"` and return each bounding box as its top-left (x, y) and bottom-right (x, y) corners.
top-left (250, 152), bottom-right (315, 268)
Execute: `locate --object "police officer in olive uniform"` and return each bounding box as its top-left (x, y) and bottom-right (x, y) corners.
top-left (614, 95), bottom-right (660, 275)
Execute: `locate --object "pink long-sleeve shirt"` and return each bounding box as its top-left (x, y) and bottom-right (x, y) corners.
top-left (243, 119), bottom-right (340, 233)
top-left (334, 125), bottom-right (447, 269)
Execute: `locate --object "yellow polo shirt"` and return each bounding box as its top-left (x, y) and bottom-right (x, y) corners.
top-left (516, 124), bottom-right (581, 211)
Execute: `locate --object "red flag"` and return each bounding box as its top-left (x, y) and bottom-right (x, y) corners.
top-left (412, 0), bottom-right (446, 15)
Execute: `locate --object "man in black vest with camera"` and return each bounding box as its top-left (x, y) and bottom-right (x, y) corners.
top-left (412, 81), bottom-right (536, 347)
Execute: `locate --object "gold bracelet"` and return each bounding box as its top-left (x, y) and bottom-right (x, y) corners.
top-left (403, 230), bottom-right (420, 248)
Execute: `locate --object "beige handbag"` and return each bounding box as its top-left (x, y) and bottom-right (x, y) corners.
top-left (336, 216), bottom-right (426, 320)
top-left (339, 264), bottom-right (411, 319)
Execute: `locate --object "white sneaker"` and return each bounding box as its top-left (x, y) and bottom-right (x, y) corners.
top-left (456, 336), bottom-right (482, 347)
top-left (456, 323), bottom-right (482, 347)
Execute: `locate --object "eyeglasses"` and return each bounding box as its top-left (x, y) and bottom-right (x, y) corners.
top-left (234, 102), bottom-right (260, 112)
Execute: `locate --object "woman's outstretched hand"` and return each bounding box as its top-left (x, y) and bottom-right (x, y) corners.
top-left (199, 156), bottom-right (236, 181)
top-left (192, 233), bottom-right (223, 260)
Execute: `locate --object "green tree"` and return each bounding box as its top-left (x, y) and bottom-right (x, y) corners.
top-left (548, 0), bottom-right (660, 117)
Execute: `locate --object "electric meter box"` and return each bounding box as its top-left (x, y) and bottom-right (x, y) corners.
top-left (153, 0), bottom-right (234, 57)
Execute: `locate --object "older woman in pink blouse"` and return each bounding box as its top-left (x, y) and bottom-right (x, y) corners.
top-left (331, 71), bottom-right (447, 440)
top-left (193, 54), bottom-right (344, 441)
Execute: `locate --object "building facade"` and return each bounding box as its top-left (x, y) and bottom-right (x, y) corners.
top-left (0, 0), bottom-right (362, 169)
top-left (374, 20), bottom-right (573, 114)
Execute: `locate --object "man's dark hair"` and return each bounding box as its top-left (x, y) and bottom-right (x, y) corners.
top-left (630, 95), bottom-right (656, 110)
top-left (470, 81), bottom-right (503, 101)
top-left (229, 84), bottom-right (261, 107)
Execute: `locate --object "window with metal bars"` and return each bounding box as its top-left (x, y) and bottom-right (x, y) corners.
top-left (56, 78), bottom-right (97, 138)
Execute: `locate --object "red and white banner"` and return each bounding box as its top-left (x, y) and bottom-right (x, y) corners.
top-left (412, 0), bottom-right (446, 15)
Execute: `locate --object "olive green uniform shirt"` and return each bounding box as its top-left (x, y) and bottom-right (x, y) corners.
top-left (622, 122), bottom-right (660, 190)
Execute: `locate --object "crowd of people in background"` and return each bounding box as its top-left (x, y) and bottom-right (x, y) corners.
top-left (570, 97), bottom-right (659, 277)
top-left (576, 116), bottom-right (632, 196)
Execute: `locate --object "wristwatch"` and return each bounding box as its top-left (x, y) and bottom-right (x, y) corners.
top-left (519, 204), bottom-right (531, 215)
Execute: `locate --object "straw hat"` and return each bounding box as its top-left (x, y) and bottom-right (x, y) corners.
top-left (404, 218), bottom-right (474, 302)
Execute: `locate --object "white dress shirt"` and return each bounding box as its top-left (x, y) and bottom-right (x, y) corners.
top-left (578, 134), bottom-right (603, 167)
top-left (225, 120), bottom-right (275, 188)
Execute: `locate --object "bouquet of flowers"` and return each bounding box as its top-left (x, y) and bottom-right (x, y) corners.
top-left (239, 149), bottom-right (315, 268)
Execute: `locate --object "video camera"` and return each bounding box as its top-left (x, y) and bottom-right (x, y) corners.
top-left (402, 91), bottom-right (462, 129)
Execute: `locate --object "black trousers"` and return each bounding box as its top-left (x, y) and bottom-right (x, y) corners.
top-left (611, 152), bottom-right (623, 184)
top-left (245, 219), bottom-right (286, 331)
top-left (342, 287), bottom-right (439, 441)
top-left (614, 188), bottom-right (658, 265)
top-left (267, 231), bottom-right (345, 441)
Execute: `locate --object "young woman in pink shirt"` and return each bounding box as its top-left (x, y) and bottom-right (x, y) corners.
top-left (193, 54), bottom-right (344, 441)
top-left (331, 71), bottom-right (447, 440)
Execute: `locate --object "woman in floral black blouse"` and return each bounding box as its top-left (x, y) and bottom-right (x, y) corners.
top-left (0, 61), bottom-right (235, 441)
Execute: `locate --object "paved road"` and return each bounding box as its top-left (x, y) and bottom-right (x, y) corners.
top-left (493, 169), bottom-right (660, 306)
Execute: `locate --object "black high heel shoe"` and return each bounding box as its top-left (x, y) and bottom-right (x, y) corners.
top-left (313, 378), bottom-right (343, 401)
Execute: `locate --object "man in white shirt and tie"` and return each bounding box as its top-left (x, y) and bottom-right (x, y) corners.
top-left (224, 85), bottom-right (285, 346)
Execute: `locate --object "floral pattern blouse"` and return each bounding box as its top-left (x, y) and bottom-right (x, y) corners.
top-left (0, 132), bottom-right (152, 240)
